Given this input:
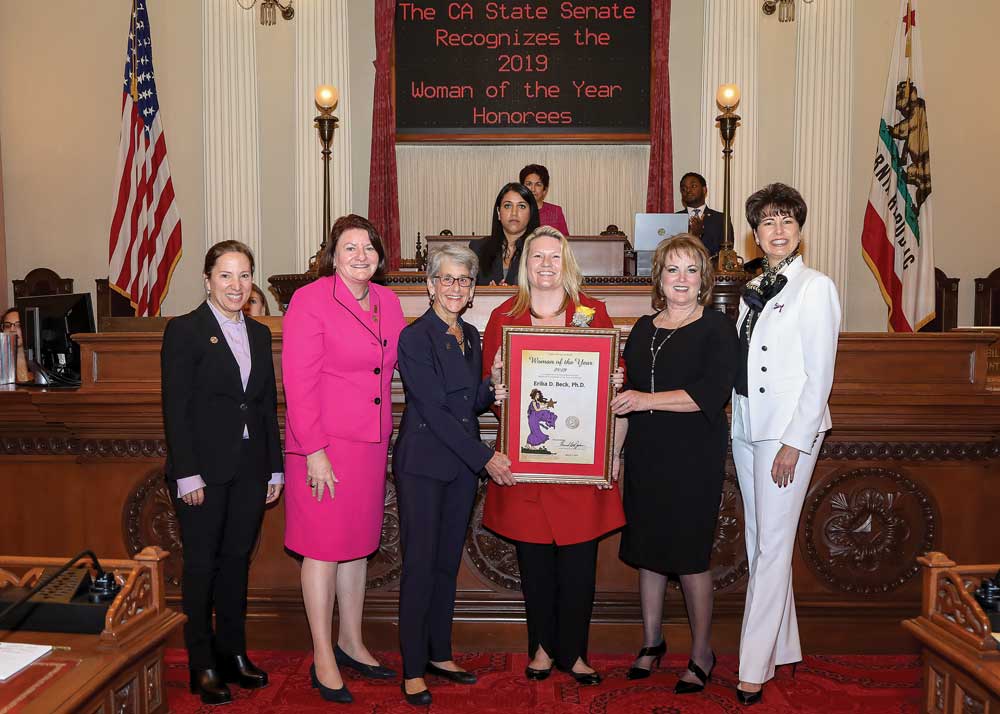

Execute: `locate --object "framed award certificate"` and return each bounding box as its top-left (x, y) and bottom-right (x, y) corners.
top-left (498, 326), bottom-right (620, 485)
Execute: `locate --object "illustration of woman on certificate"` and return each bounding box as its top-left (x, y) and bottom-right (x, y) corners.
top-left (524, 389), bottom-right (558, 453)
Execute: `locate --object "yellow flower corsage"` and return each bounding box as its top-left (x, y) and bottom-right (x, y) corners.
top-left (571, 306), bottom-right (596, 327)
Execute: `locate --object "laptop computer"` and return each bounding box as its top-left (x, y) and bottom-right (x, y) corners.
top-left (633, 213), bottom-right (690, 275)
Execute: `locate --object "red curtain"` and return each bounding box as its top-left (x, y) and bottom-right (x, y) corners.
top-left (368, 0), bottom-right (401, 271)
top-left (645, 1), bottom-right (674, 213)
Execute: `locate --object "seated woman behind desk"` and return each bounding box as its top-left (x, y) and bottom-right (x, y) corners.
top-left (242, 283), bottom-right (271, 317)
top-left (1, 308), bottom-right (32, 382)
top-left (471, 182), bottom-right (540, 286)
top-left (520, 164), bottom-right (569, 236)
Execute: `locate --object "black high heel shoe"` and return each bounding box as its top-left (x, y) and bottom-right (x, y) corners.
top-left (310, 663), bottom-right (353, 704)
top-left (626, 640), bottom-right (666, 680)
top-left (736, 683), bottom-right (764, 706)
top-left (556, 664), bottom-right (602, 686)
top-left (425, 661), bottom-right (477, 684)
top-left (401, 681), bottom-right (432, 706)
top-left (674, 652), bottom-right (716, 694)
top-left (334, 644), bottom-right (397, 679)
top-left (524, 665), bottom-right (552, 681)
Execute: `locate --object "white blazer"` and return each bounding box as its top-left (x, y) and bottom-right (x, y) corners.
top-left (735, 256), bottom-right (841, 454)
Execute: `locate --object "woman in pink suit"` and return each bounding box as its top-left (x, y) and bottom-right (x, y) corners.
top-left (283, 214), bottom-right (406, 704)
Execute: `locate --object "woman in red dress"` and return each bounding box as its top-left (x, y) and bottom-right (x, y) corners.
top-left (481, 226), bottom-right (624, 686)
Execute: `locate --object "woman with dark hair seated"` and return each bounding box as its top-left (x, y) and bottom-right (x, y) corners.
top-left (471, 182), bottom-right (540, 286)
top-left (1, 308), bottom-right (32, 382)
top-left (520, 164), bottom-right (569, 236)
top-left (242, 283), bottom-right (271, 317)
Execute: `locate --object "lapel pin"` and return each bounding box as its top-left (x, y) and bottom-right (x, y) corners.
top-left (210, 336), bottom-right (219, 344)
top-left (445, 341), bottom-right (452, 350)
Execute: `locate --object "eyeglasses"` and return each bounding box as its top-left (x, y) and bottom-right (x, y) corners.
top-left (1, 321), bottom-right (19, 331)
top-left (432, 276), bottom-right (474, 288)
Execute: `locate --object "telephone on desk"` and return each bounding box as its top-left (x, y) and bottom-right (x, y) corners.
top-left (974, 569), bottom-right (1000, 637)
top-left (0, 552), bottom-right (120, 634)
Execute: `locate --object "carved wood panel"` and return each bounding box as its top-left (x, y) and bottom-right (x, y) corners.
top-left (800, 467), bottom-right (938, 593)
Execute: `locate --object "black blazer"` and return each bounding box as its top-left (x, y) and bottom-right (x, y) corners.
top-left (675, 207), bottom-right (735, 257)
top-left (161, 301), bottom-right (283, 484)
top-left (394, 308), bottom-right (495, 482)
top-left (470, 238), bottom-right (520, 286)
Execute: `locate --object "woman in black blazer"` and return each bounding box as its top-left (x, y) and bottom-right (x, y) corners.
top-left (394, 244), bottom-right (512, 706)
top-left (161, 241), bottom-right (284, 706)
top-left (470, 182), bottom-right (540, 286)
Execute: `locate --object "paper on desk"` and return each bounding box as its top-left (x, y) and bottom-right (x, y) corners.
top-left (0, 643), bottom-right (53, 682)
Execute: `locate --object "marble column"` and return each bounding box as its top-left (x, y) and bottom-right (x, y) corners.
top-left (294, 0), bottom-right (352, 271)
top-left (791, 0), bottom-right (853, 311)
top-left (202, 0), bottom-right (263, 275)
top-left (698, 0), bottom-right (759, 249)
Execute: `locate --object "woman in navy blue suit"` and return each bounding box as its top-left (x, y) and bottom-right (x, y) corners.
top-left (394, 244), bottom-right (512, 706)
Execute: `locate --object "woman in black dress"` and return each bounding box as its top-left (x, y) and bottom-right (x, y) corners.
top-left (611, 234), bottom-right (738, 694)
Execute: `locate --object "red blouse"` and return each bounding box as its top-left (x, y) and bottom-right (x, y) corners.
top-left (480, 292), bottom-right (626, 545)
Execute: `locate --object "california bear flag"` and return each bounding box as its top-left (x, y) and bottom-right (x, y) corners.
top-left (861, 0), bottom-right (935, 332)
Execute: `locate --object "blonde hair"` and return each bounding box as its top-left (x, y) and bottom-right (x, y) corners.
top-left (507, 226), bottom-right (584, 317)
top-left (650, 233), bottom-right (714, 310)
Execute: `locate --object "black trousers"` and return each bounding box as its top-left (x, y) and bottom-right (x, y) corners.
top-left (396, 470), bottom-right (478, 679)
top-left (171, 439), bottom-right (268, 670)
top-left (514, 538), bottom-right (600, 670)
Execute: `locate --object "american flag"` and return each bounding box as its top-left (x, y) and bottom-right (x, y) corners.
top-left (109, 0), bottom-right (182, 317)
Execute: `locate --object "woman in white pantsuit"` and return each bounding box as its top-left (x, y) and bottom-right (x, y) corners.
top-left (732, 184), bottom-right (841, 705)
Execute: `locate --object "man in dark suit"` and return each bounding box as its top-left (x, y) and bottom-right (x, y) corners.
top-left (676, 172), bottom-right (735, 257)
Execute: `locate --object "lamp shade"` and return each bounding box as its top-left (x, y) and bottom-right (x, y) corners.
top-left (315, 84), bottom-right (339, 110)
top-left (716, 84), bottom-right (741, 109)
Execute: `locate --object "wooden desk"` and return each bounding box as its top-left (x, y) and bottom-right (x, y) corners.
top-left (0, 548), bottom-right (184, 714)
top-left (902, 553), bottom-right (1000, 714)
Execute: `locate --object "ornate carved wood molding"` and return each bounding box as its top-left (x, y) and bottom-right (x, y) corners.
top-left (819, 440), bottom-right (1000, 461)
top-left (6, 434), bottom-right (997, 461)
top-left (2, 437), bottom-right (167, 458)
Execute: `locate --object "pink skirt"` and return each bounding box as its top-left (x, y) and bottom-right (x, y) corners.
top-left (284, 436), bottom-right (389, 562)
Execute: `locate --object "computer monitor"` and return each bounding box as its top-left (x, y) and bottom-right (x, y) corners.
top-left (14, 293), bottom-right (96, 385)
top-left (633, 213), bottom-right (690, 276)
